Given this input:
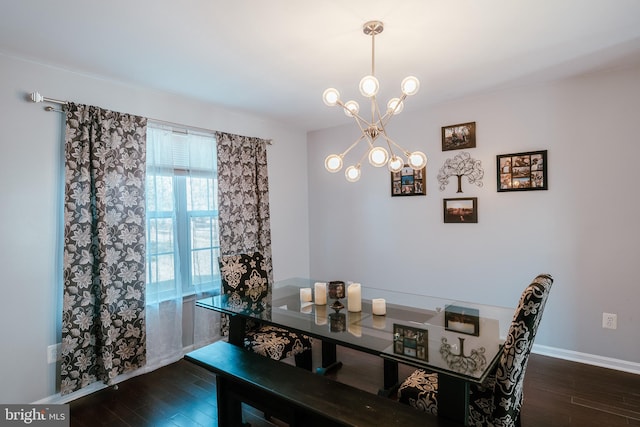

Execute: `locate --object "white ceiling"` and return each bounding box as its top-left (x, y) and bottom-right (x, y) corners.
top-left (2, 0), bottom-right (640, 131)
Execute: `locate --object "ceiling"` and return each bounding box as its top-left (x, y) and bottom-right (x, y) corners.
top-left (2, 0), bottom-right (640, 131)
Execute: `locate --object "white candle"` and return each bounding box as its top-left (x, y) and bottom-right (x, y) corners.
top-left (449, 320), bottom-right (475, 335)
top-left (300, 302), bottom-right (313, 314)
top-left (315, 304), bottom-right (328, 325)
top-left (314, 282), bottom-right (327, 305)
top-left (300, 287), bottom-right (312, 302)
top-left (372, 315), bottom-right (386, 329)
top-left (372, 298), bottom-right (386, 316)
top-left (348, 311), bottom-right (362, 337)
top-left (347, 283), bottom-right (362, 312)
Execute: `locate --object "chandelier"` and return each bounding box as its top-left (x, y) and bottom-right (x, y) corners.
top-left (322, 20), bottom-right (427, 182)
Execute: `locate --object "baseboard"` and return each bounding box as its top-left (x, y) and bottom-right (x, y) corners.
top-left (35, 341), bottom-right (636, 404)
top-left (33, 347), bottom-right (205, 405)
top-left (35, 379), bottom-right (110, 405)
top-left (532, 344), bottom-right (640, 375)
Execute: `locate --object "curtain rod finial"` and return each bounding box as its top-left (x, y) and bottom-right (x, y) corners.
top-left (30, 91), bottom-right (44, 103)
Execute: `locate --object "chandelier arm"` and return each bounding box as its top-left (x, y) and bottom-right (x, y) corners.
top-left (381, 134), bottom-right (411, 157)
top-left (338, 103), bottom-right (379, 150)
top-left (352, 112), bottom-right (375, 137)
top-left (374, 102), bottom-right (388, 130)
top-left (339, 134), bottom-right (367, 158)
top-left (381, 93), bottom-right (409, 127)
top-left (379, 134), bottom-right (398, 158)
top-left (378, 110), bottom-right (393, 125)
top-left (356, 144), bottom-right (370, 167)
top-left (352, 116), bottom-right (377, 150)
top-left (373, 105), bottom-right (397, 156)
top-left (369, 96), bottom-right (379, 124)
top-left (377, 123), bottom-right (403, 158)
top-left (335, 100), bottom-right (374, 129)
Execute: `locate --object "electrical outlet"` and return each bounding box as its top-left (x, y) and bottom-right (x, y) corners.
top-left (47, 343), bottom-right (61, 364)
top-left (602, 312), bottom-right (617, 330)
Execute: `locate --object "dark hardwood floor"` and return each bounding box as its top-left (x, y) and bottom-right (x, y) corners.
top-left (70, 342), bottom-right (640, 426)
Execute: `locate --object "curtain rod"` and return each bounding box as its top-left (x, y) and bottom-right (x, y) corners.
top-left (30, 91), bottom-right (67, 106)
top-left (28, 91), bottom-right (273, 145)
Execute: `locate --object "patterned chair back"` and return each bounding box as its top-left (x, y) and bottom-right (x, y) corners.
top-left (485, 274), bottom-right (553, 425)
top-left (219, 252), bottom-right (271, 334)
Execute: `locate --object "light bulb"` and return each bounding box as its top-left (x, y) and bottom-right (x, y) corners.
top-left (325, 154), bottom-right (343, 173)
top-left (344, 100), bottom-right (359, 117)
top-left (401, 76), bottom-right (420, 96)
top-left (368, 147), bottom-right (389, 167)
top-left (345, 165), bottom-right (361, 182)
top-left (387, 98), bottom-right (404, 115)
top-left (408, 151), bottom-right (427, 170)
top-left (359, 75), bottom-right (379, 98)
top-left (388, 156), bottom-right (404, 173)
top-left (322, 88), bottom-right (340, 106)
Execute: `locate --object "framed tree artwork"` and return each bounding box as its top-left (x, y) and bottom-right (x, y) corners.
top-left (391, 165), bottom-right (426, 196)
top-left (497, 150), bottom-right (547, 191)
top-left (437, 151), bottom-right (484, 193)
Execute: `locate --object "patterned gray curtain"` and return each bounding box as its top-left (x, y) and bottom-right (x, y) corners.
top-left (60, 103), bottom-right (147, 395)
top-left (216, 132), bottom-right (273, 334)
top-left (216, 132), bottom-right (273, 277)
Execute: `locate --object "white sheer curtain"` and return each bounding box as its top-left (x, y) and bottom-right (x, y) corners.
top-left (145, 123), bottom-right (220, 371)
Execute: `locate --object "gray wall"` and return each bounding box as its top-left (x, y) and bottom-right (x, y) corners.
top-left (0, 53), bottom-right (310, 403)
top-left (2, 50), bottom-right (639, 404)
top-left (308, 64), bottom-right (640, 366)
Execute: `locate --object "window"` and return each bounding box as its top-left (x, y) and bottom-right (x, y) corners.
top-left (146, 123), bottom-right (220, 301)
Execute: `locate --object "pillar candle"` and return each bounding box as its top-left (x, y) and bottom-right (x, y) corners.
top-left (347, 283), bottom-right (362, 312)
top-left (372, 298), bottom-right (386, 315)
top-left (347, 311), bottom-right (362, 337)
top-left (315, 304), bottom-right (328, 325)
top-left (300, 287), bottom-right (312, 302)
top-left (448, 320), bottom-right (475, 335)
top-left (372, 315), bottom-right (386, 329)
top-left (314, 282), bottom-right (327, 305)
top-left (300, 302), bottom-right (313, 314)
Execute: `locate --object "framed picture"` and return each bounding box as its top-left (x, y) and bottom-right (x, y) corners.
top-left (497, 150), bottom-right (547, 191)
top-left (391, 165), bottom-right (426, 196)
top-left (393, 324), bottom-right (428, 361)
top-left (442, 122), bottom-right (476, 151)
top-left (445, 305), bottom-right (480, 336)
top-left (443, 197), bottom-right (477, 223)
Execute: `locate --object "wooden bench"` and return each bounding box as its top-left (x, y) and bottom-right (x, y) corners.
top-left (185, 340), bottom-right (461, 427)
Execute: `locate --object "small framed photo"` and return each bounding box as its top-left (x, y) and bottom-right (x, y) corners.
top-left (497, 150), bottom-right (547, 191)
top-left (443, 197), bottom-right (477, 223)
top-left (393, 324), bottom-right (428, 361)
top-left (391, 165), bottom-right (426, 197)
top-left (445, 305), bottom-right (480, 336)
top-left (442, 122), bottom-right (476, 151)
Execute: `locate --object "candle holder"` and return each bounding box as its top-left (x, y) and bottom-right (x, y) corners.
top-left (328, 281), bottom-right (345, 311)
top-left (329, 311), bottom-right (346, 332)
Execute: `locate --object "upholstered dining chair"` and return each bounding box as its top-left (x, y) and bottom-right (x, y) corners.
top-left (397, 273), bottom-right (554, 427)
top-left (219, 251), bottom-right (313, 370)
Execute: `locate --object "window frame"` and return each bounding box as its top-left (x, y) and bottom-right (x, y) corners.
top-left (145, 124), bottom-right (221, 303)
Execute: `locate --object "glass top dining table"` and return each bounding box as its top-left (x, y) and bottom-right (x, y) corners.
top-left (196, 277), bottom-right (516, 425)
